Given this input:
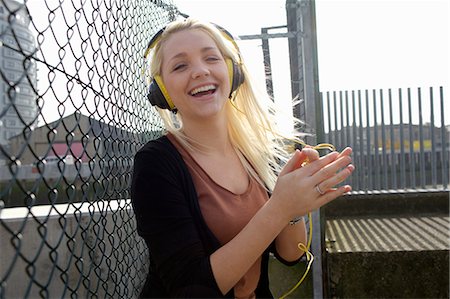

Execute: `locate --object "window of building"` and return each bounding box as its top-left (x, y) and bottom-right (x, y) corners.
top-left (4, 48), bottom-right (17, 59)
top-left (7, 119), bottom-right (17, 127)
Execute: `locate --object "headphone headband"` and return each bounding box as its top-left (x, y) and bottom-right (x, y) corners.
top-left (143, 27), bottom-right (165, 59)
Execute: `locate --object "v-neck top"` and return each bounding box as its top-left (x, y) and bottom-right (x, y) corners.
top-left (168, 134), bottom-right (269, 299)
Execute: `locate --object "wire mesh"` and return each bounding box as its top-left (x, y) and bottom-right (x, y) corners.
top-left (0, 0), bottom-right (179, 297)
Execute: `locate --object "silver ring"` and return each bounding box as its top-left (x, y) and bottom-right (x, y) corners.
top-left (315, 184), bottom-right (325, 195)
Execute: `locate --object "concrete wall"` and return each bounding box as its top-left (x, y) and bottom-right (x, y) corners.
top-left (0, 201), bottom-right (148, 298)
top-left (327, 250), bottom-right (449, 298)
top-left (324, 190), bottom-right (450, 298)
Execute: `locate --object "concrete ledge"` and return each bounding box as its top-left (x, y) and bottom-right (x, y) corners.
top-left (327, 250), bottom-right (449, 298)
top-left (324, 190), bottom-right (449, 217)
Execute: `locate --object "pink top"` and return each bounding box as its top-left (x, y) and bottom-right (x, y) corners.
top-left (168, 134), bottom-right (269, 299)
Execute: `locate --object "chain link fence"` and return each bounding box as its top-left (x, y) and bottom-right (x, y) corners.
top-left (0, 0), bottom-right (179, 297)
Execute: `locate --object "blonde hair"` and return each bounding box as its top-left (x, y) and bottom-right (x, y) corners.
top-left (146, 18), bottom-right (299, 191)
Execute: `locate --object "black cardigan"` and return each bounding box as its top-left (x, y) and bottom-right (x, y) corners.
top-left (131, 135), bottom-right (290, 298)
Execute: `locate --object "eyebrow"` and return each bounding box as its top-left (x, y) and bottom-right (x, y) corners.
top-left (167, 46), bottom-right (220, 62)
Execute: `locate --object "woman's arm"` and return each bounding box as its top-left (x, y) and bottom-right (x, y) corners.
top-left (273, 147), bottom-right (353, 262)
top-left (210, 148), bottom-right (354, 294)
top-left (274, 220), bottom-right (308, 263)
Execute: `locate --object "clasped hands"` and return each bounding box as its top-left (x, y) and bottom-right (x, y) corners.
top-left (272, 146), bottom-right (354, 221)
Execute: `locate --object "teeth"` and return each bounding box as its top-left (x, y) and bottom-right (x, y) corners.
top-left (190, 85), bottom-right (216, 96)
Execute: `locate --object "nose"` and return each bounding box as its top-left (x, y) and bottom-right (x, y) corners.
top-left (191, 61), bottom-right (210, 79)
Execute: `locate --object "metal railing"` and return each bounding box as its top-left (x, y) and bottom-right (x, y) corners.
top-left (0, 0), bottom-right (179, 297)
top-left (321, 86), bottom-right (449, 192)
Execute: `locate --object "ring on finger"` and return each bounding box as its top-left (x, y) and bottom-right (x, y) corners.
top-left (315, 184), bottom-right (325, 195)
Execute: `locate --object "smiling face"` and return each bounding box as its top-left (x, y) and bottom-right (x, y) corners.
top-left (159, 29), bottom-right (231, 123)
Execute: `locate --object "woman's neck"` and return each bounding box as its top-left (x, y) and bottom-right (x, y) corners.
top-left (182, 116), bottom-right (232, 155)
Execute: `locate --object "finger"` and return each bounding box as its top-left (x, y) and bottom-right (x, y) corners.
top-left (314, 185), bottom-right (352, 208)
top-left (337, 147), bottom-right (352, 158)
top-left (318, 164), bottom-right (355, 191)
top-left (301, 150), bottom-right (340, 176)
top-left (311, 155), bottom-right (352, 182)
top-left (279, 150), bottom-right (307, 176)
top-left (301, 147), bottom-right (320, 163)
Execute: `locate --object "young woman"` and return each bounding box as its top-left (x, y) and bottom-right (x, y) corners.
top-left (131, 18), bottom-right (354, 298)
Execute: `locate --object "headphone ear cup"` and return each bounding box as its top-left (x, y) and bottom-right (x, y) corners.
top-left (231, 61), bottom-right (244, 94)
top-left (147, 79), bottom-right (171, 110)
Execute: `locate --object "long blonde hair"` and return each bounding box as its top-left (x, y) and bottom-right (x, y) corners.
top-left (146, 18), bottom-right (298, 191)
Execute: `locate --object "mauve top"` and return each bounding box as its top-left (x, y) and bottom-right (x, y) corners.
top-left (168, 134), bottom-right (269, 299)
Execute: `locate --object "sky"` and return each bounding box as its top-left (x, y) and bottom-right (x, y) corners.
top-left (172, 0), bottom-right (449, 130)
top-left (173, 0), bottom-right (449, 91)
top-left (18, 0), bottom-right (449, 130)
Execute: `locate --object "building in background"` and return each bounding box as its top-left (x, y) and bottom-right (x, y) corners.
top-left (0, 0), bottom-right (38, 153)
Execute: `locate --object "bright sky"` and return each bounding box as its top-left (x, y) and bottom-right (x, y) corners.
top-left (173, 0), bottom-right (449, 91)
top-left (24, 0), bottom-right (449, 129)
top-left (173, 0), bottom-right (449, 130)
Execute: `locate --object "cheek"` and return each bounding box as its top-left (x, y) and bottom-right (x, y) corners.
top-left (161, 74), bottom-right (184, 101)
top-left (220, 67), bottom-right (232, 93)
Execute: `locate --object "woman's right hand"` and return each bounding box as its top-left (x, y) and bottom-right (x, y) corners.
top-left (271, 147), bottom-right (354, 222)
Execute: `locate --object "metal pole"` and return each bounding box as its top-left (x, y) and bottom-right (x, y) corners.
top-left (439, 87), bottom-right (448, 189)
top-left (261, 28), bottom-right (274, 99)
top-left (297, 0), bottom-right (326, 297)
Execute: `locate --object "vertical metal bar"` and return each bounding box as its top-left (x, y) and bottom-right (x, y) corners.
top-left (261, 28), bottom-right (274, 99)
top-left (440, 86), bottom-right (448, 189)
top-left (294, 1), bottom-right (326, 297)
top-left (429, 87), bottom-right (437, 188)
top-left (339, 91), bottom-right (345, 151)
top-left (380, 89), bottom-right (388, 190)
top-left (317, 92), bottom-right (325, 142)
top-left (286, 0), bottom-right (299, 102)
top-left (344, 91), bottom-right (351, 186)
top-left (327, 92), bottom-right (332, 145)
top-left (372, 89), bottom-right (380, 190)
top-left (407, 87), bottom-right (416, 189)
top-left (351, 90), bottom-right (359, 191)
top-left (345, 91), bottom-right (351, 146)
top-left (399, 88), bottom-right (406, 190)
top-left (365, 89), bottom-right (372, 191)
top-left (417, 87), bottom-right (426, 188)
top-left (388, 89), bottom-right (397, 190)
top-left (333, 91), bottom-right (339, 149)
top-left (358, 90), bottom-right (365, 191)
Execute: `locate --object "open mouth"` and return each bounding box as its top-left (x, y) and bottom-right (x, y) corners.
top-left (189, 84), bottom-right (217, 97)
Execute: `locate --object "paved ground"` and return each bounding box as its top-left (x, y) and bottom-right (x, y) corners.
top-left (326, 214), bottom-right (450, 253)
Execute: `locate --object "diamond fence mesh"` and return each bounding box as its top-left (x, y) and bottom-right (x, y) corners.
top-left (0, 0), bottom-right (179, 297)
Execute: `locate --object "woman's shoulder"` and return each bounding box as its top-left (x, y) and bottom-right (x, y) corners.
top-left (138, 134), bottom-right (170, 150)
top-left (134, 134), bottom-right (180, 165)
top-left (132, 134), bottom-right (191, 189)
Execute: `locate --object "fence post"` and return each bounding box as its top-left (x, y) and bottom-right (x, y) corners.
top-left (287, 0), bottom-right (326, 297)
